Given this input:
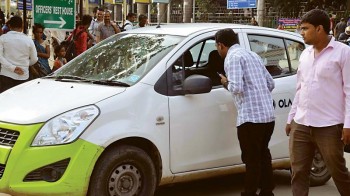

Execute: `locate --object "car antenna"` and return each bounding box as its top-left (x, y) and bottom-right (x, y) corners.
top-left (156, 0), bottom-right (173, 28)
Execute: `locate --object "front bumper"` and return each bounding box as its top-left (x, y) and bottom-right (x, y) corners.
top-left (0, 122), bottom-right (104, 196)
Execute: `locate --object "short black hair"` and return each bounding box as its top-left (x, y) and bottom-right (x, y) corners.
top-left (127, 12), bottom-right (136, 18)
top-left (8, 16), bottom-right (22, 29)
top-left (54, 44), bottom-right (65, 55)
top-left (81, 14), bottom-right (92, 26)
top-left (138, 14), bottom-right (148, 21)
top-left (301, 9), bottom-right (330, 34)
top-left (215, 28), bottom-right (238, 47)
top-left (32, 23), bottom-right (45, 34)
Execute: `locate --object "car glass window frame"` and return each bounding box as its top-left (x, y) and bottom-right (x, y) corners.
top-left (247, 34), bottom-right (304, 78)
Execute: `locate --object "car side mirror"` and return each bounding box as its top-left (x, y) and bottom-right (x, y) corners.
top-left (183, 75), bottom-right (212, 94)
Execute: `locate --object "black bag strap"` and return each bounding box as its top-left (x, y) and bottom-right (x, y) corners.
top-left (122, 23), bottom-right (131, 29)
top-left (72, 29), bottom-right (84, 41)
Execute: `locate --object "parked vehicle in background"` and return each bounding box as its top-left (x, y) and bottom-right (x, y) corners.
top-left (0, 24), bottom-right (330, 196)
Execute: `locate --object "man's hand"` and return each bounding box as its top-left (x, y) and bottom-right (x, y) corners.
top-left (285, 124), bottom-right (291, 136)
top-left (342, 128), bottom-right (350, 145)
top-left (14, 67), bottom-right (24, 75)
top-left (219, 74), bottom-right (229, 89)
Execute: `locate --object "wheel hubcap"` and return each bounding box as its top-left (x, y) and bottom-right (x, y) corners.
top-left (108, 164), bottom-right (142, 196)
top-left (311, 152), bottom-right (327, 177)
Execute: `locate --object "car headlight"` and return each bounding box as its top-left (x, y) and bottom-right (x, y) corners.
top-left (32, 105), bottom-right (100, 146)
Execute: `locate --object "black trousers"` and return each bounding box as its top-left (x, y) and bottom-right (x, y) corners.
top-left (237, 121), bottom-right (275, 196)
top-left (0, 75), bottom-right (26, 93)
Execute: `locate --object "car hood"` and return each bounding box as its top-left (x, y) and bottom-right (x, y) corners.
top-left (0, 79), bottom-right (126, 124)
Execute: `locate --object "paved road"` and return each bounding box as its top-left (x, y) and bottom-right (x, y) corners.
top-left (155, 154), bottom-right (350, 196)
top-left (1, 154), bottom-right (349, 196)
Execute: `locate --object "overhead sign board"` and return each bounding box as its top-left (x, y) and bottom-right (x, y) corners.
top-left (227, 0), bottom-right (256, 9)
top-left (18, 0), bottom-right (32, 11)
top-left (33, 0), bottom-right (75, 30)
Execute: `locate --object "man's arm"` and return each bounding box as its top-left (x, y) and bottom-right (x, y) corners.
top-left (0, 37), bottom-right (16, 72)
top-left (341, 48), bottom-right (350, 144)
top-left (224, 54), bottom-right (244, 94)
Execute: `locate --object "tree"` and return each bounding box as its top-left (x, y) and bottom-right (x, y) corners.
top-left (195, 0), bottom-right (221, 21)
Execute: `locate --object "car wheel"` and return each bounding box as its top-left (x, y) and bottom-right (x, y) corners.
top-left (88, 145), bottom-right (157, 196)
top-left (309, 150), bottom-right (331, 187)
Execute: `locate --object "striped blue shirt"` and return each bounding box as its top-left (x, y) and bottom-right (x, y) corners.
top-left (225, 44), bottom-right (275, 126)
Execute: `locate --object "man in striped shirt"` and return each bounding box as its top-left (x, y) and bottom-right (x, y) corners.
top-left (216, 28), bottom-right (275, 196)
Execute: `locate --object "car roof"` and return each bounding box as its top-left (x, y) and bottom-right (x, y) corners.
top-left (127, 23), bottom-right (302, 38)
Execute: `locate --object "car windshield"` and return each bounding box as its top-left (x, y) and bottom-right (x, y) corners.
top-left (53, 33), bottom-right (184, 86)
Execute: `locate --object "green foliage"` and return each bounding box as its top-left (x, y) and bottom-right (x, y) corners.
top-left (196, 0), bottom-right (220, 13)
top-left (196, 0), bottom-right (221, 21)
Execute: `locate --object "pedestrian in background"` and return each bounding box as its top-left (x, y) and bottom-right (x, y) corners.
top-left (32, 23), bottom-right (51, 74)
top-left (251, 17), bottom-right (258, 26)
top-left (123, 12), bottom-right (136, 31)
top-left (0, 16), bottom-right (38, 93)
top-left (0, 9), bottom-right (4, 27)
top-left (2, 20), bottom-right (10, 34)
top-left (216, 28), bottom-right (275, 196)
top-left (295, 23), bottom-right (302, 34)
top-left (88, 7), bottom-right (104, 46)
top-left (334, 18), bottom-right (347, 40)
top-left (135, 14), bottom-right (148, 28)
top-left (96, 11), bottom-right (120, 43)
top-left (338, 26), bottom-right (350, 44)
top-left (67, 14), bottom-right (92, 57)
top-left (277, 23), bottom-right (284, 30)
top-left (285, 9), bottom-right (350, 196)
top-left (52, 44), bottom-right (67, 72)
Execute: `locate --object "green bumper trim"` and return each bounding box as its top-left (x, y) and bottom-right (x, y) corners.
top-left (0, 146), bottom-right (11, 164)
top-left (0, 122), bottom-right (104, 196)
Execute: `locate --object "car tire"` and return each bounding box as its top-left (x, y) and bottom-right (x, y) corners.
top-left (88, 145), bottom-right (157, 196)
top-left (309, 150), bottom-right (331, 187)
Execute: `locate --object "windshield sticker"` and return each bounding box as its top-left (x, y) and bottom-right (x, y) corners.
top-left (128, 75), bottom-right (140, 82)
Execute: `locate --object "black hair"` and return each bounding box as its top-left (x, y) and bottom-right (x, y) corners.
top-left (301, 9), bottom-right (330, 34)
top-left (8, 16), bottom-right (22, 29)
top-left (97, 8), bottom-right (104, 12)
top-left (127, 12), bottom-right (136, 19)
top-left (138, 14), bottom-right (148, 21)
top-left (215, 28), bottom-right (238, 47)
top-left (93, 7), bottom-right (98, 14)
top-left (81, 14), bottom-right (92, 26)
top-left (54, 44), bottom-right (65, 55)
top-left (32, 23), bottom-right (45, 34)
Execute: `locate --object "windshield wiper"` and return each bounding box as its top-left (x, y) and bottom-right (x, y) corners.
top-left (53, 75), bottom-right (89, 81)
top-left (92, 80), bottom-right (130, 87)
top-left (46, 76), bottom-right (130, 87)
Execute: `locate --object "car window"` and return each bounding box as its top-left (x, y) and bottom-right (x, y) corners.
top-left (190, 40), bottom-right (216, 67)
top-left (285, 39), bottom-right (305, 73)
top-left (169, 39), bottom-right (225, 96)
top-left (248, 35), bottom-right (290, 77)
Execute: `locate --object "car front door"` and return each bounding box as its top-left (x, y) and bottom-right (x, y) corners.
top-left (168, 31), bottom-right (246, 173)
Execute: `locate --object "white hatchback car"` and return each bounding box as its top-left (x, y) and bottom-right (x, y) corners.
top-left (0, 24), bottom-right (330, 196)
